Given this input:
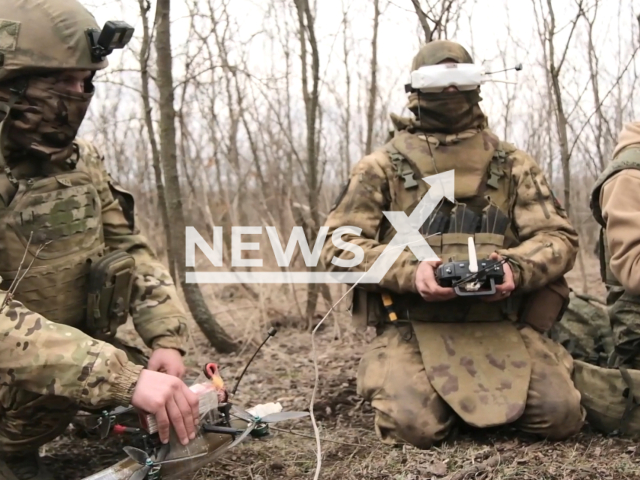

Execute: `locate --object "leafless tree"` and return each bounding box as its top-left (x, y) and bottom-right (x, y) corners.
top-left (365, 0), bottom-right (382, 155)
top-left (532, 0), bottom-right (584, 218)
top-left (409, 0), bottom-right (471, 42)
top-left (81, 0), bottom-right (640, 321)
top-left (155, 0), bottom-right (238, 353)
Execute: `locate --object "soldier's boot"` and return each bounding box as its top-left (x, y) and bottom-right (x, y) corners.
top-left (0, 450), bottom-right (55, 480)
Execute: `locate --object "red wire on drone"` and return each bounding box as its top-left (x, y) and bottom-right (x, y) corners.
top-left (113, 425), bottom-right (127, 435)
top-left (204, 363), bottom-right (219, 379)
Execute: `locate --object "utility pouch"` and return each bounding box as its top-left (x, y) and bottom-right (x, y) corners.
top-left (519, 276), bottom-right (571, 333)
top-left (86, 250), bottom-right (136, 340)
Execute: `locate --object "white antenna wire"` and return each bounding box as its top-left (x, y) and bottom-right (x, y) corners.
top-left (468, 236), bottom-right (478, 273)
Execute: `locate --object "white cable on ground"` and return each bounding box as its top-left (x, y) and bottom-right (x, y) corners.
top-left (309, 276), bottom-right (365, 480)
top-left (308, 237), bottom-right (436, 480)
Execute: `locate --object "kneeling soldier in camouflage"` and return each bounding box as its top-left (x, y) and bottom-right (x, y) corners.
top-left (321, 40), bottom-right (585, 449)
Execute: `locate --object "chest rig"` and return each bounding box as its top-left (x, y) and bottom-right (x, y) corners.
top-left (354, 127), bottom-right (524, 327)
top-left (0, 144), bottom-right (132, 337)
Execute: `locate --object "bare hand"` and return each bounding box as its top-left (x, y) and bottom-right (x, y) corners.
top-left (130, 369), bottom-right (199, 445)
top-left (148, 348), bottom-right (185, 378)
top-left (480, 253), bottom-right (516, 303)
top-left (414, 260), bottom-right (457, 302)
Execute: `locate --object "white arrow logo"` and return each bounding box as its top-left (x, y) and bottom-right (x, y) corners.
top-left (186, 170), bottom-right (456, 284)
top-left (355, 169), bottom-right (455, 284)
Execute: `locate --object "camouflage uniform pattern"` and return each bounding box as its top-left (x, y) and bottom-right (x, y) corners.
top-left (0, 294), bottom-right (144, 451)
top-left (358, 323), bottom-right (582, 447)
top-left (0, 0), bottom-right (190, 459)
top-left (77, 139), bottom-right (189, 353)
top-left (321, 107), bottom-right (584, 447)
top-left (558, 123), bottom-right (640, 438)
top-left (321, 132), bottom-right (578, 295)
top-left (549, 292), bottom-right (613, 367)
top-left (550, 293), bottom-right (640, 437)
top-left (0, 74), bottom-right (93, 163)
top-left (0, 138), bottom-right (189, 452)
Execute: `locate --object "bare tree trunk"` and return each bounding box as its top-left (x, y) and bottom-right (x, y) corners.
top-left (137, 0), bottom-right (176, 281)
top-left (546, 21), bottom-right (571, 215)
top-left (364, 0), bottom-right (380, 155)
top-left (583, 1), bottom-right (607, 172)
top-left (538, 0), bottom-right (583, 217)
top-left (294, 0), bottom-right (322, 326)
top-left (155, 0), bottom-right (238, 353)
top-left (410, 0), bottom-right (432, 42)
top-left (340, 4), bottom-right (352, 182)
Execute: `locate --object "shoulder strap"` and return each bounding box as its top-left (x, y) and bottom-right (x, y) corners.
top-left (486, 147), bottom-right (507, 190)
top-left (591, 146), bottom-right (640, 226)
top-left (389, 152), bottom-right (418, 189)
top-left (385, 143), bottom-right (420, 189)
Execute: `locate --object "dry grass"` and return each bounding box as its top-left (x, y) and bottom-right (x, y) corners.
top-left (41, 249), bottom-right (640, 480)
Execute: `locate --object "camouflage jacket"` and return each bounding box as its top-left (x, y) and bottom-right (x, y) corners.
top-left (77, 139), bottom-right (189, 353)
top-left (0, 293), bottom-right (143, 408)
top-left (320, 127), bottom-right (578, 297)
top-left (0, 138), bottom-right (188, 405)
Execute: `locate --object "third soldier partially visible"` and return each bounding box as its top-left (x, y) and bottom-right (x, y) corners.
top-left (568, 121), bottom-right (640, 437)
top-left (320, 40), bottom-right (585, 449)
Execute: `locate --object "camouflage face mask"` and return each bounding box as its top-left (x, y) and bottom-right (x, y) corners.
top-left (407, 89), bottom-right (487, 134)
top-left (0, 74), bottom-right (94, 163)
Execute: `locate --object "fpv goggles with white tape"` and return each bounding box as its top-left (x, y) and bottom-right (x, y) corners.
top-left (405, 62), bottom-right (523, 94)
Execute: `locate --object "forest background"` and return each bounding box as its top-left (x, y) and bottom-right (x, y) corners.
top-left (50, 1), bottom-right (640, 478)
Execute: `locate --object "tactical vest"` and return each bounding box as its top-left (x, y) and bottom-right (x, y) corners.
top-left (353, 127), bottom-right (527, 327)
top-left (0, 142), bottom-right (133, 338)
top-left (590, 145), bottom-right (640, 362)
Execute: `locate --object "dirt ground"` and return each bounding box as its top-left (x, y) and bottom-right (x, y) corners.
top-left (41, 250), bottom-right (640, 480)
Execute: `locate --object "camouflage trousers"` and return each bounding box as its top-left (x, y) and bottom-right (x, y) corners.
top-left (0, 338), bottom-right (148, 453)
top-left (548, 292), bottom-right (614, 367)
top-left (357, 323), bottom-right (586, 449)
top-left (607, 296), bottom-right (640, 368)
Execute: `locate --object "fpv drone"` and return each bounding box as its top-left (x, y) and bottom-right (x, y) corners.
top-left (75, 328), bottom-right (310, 480)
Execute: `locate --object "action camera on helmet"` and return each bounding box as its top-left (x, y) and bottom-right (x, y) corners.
top-left (86, 21), bottom-right (135, 63)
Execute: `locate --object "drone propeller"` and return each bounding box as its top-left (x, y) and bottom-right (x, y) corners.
top-left (226, 420), bottom-right (257, 449)
top-left (260, 411), bottom-right (310, 423)
top-left (124, 446), bottom-right (152, 466)
top-left (231, 405), bottom-right (309, 424)
top-left (124, 444), bottom-right (211, 480)
top-left (125, 445), bottom-right (167, 480)
top-left (230, 405), bottom-right (255, 423)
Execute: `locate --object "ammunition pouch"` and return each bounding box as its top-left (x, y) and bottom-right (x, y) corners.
top-left (86, 250), bottom-right (136, 340)
top-left (351, 287), bottom-right (385, 332)
top-left (519, 276), bottom-right (571, 333)
top-left (391, 290), bottom-right (524, 323)
top-left (351, 285), bottom-right (525, 328)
